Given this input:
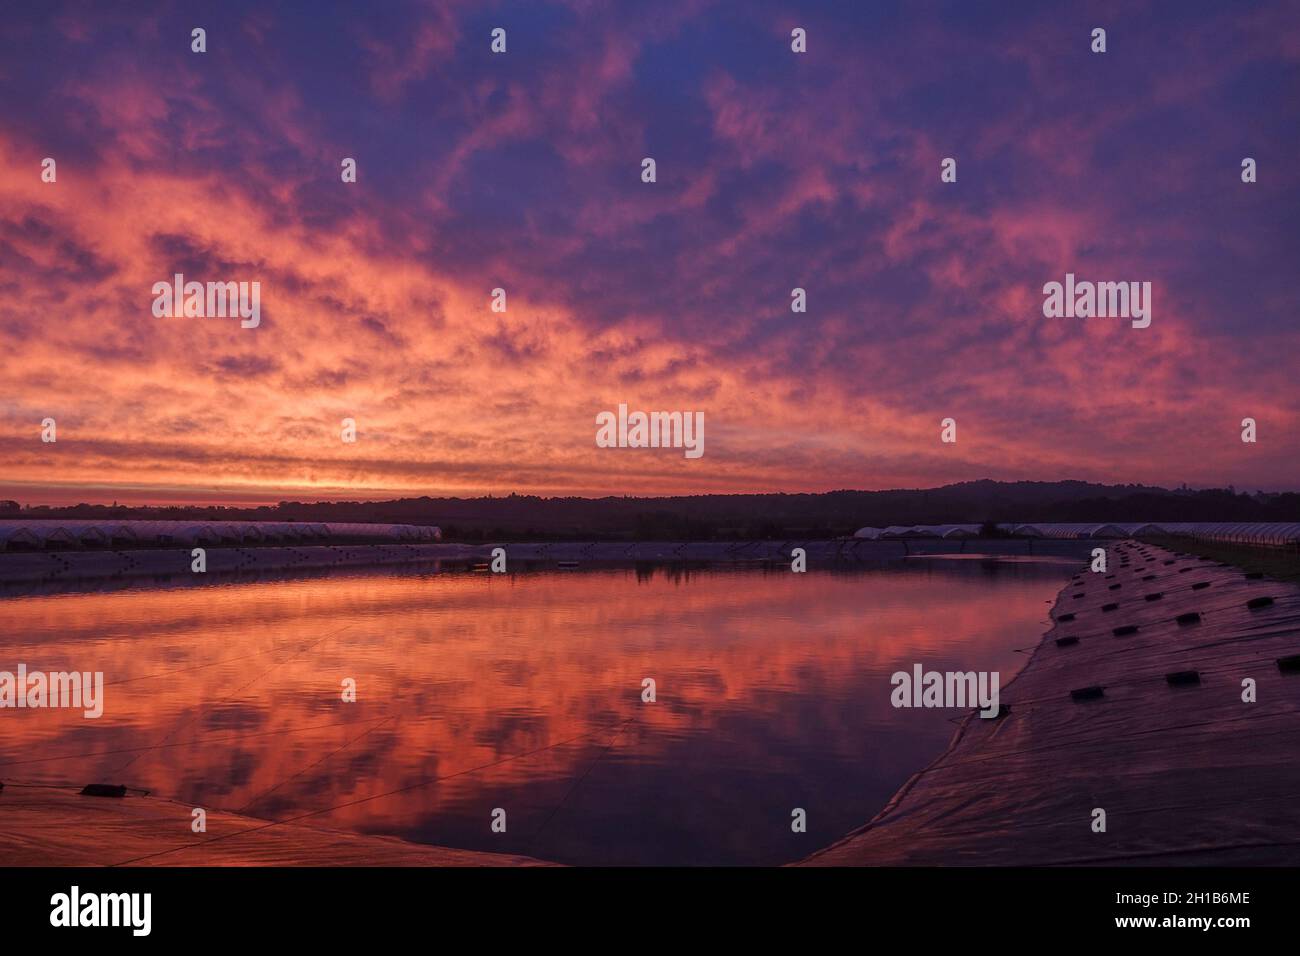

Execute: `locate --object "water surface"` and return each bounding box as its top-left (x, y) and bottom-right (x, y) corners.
top-left (0, 556), bottom-right (1073, 865)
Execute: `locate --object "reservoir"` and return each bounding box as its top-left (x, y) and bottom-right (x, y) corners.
top-left (0, 555), bottom-right (1073, 865)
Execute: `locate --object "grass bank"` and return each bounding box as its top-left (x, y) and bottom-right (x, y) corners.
top-left (1140, 535), bottom-right (1300, 584)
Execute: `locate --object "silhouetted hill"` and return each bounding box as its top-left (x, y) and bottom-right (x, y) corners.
top-left (6, 480), bottom-right (1299, 541)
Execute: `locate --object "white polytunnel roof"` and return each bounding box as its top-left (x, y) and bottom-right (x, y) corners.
top-left (320, 522), bottom-right (441, 541)
top-left (0, 519), bottom-right (442, 549)
top-left (1025, 523), bottom-right (1129, 539)
top-left (1119, 523), bottom-right (1164, 536)
top-left (187, 524), bottom-right (224, 544)
top-left (932, 524), bottom-right (982, 539)
top-left (42, 527), bottom-right (76, 546)
top-left (1155, 522), bottom-right (1300, 545)
top-left (0, 524), bottom-right (42, 550)
top-left (847, 522), bottom-right (1300, 545)
top-left (72, 526), bottom-right (110, 545)
top-left (879, 526), bottom-right (917, 538)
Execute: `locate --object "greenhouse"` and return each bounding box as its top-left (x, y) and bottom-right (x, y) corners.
top-left (0, 519), bottom-right (441, 551)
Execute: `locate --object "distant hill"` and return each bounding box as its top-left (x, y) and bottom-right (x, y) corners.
top-left (5, 480), bottom-right (1298, 541)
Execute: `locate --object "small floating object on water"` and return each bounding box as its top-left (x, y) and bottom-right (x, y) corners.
top-left (1055, 636), bottom-right (1080, 647)
top-left (1112, 624), bottom-right (1139, 636)
top-left (1057, 612), bottom-right (1076, 622)
top-left (1246, 596), bottom-right (1275, 609)
top-left (1163, 559), bottom-right (1176, 565)
top-left (1071, 685), bottom-right (1105, 701)
top-left (1178, 567), bottom-right (1194, 573)
top-left (1191, 581), bottom-right (1211, 590)
top-left (1175, 612), bottom-right (1202, 626)
top-left (1073, 592), bottom-right (1085, 599)
top-left (1278, 655), bottom-right (1300, 674)
top-left (1108, 583), bottom-right (1122, 590)
top-left (557, 560), bottom-right (580, 569)
top-left (80, 783), bottom-right (127, 798)
top-left (1144, 592), bottom-right (1163, 601)
top-left (1166, 670), bottom-right (1200, 687)
top-left (1102, 602), bottom-right (1119, 612)
top-left (1142, 574), bottom-right (1157, 581)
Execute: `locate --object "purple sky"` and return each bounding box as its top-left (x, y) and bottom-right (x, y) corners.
top-left (1, 0), bottom-right (1297, 504)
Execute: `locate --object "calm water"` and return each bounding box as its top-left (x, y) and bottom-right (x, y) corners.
top-left (0, 557), bottom-right (1073, 865)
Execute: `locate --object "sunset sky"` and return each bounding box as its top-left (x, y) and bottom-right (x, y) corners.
top-left (1, 0), bottom-right (1297, 505)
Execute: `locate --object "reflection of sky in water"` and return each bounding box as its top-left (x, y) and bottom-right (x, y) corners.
top-left (0, 558), bottom-right (1072, 865)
